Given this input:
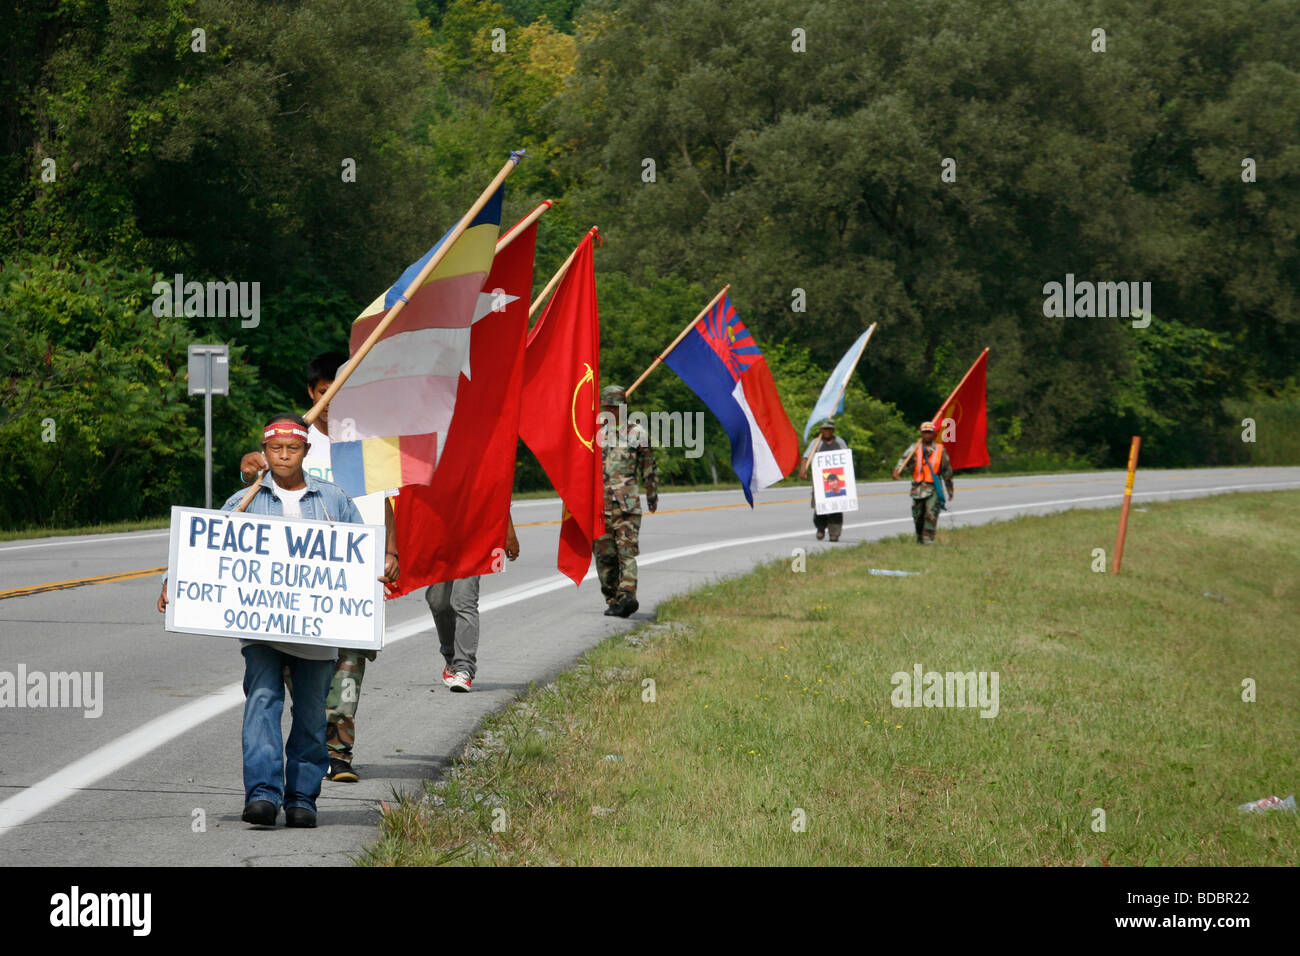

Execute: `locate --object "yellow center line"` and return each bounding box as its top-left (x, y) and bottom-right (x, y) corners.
top-left (514, 475), bottom-right (1127, 527)
top-left (0, 566), bottom-right (167, 601)
top-left (1, 475), bottom-right (1140, 588)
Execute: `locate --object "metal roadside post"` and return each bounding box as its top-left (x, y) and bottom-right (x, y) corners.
top-left (187, 344), bottom-right (230, 509)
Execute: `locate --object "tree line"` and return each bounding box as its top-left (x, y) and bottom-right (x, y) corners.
top-left (1, 0), bottom-right (1296, 529)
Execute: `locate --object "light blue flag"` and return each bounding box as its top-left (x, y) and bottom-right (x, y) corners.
top-left (802, 325), bottom-right (876, 440)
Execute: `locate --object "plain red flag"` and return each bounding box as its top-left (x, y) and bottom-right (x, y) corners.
top-left (518, 229), bottom-right (604, 584)
top-left (386, 212), bottom-right (541, 596)
top-left (932, 348), bottom-right (989, 470)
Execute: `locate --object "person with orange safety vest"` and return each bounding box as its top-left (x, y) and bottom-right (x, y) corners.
top-left (891, 421), bottom-right (954, 544)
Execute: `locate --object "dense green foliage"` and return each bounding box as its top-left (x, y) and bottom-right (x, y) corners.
top-left (1, 0), bottom-right (1296, 528)
top-left (0, 255), bottom-right (262, 526)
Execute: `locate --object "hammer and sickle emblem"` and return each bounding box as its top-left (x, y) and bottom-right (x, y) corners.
top-left (571, 363), bottom-right (595, 452)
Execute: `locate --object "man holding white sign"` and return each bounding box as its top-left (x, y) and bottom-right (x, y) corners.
top-left (159, 413), bottom-right (390, 828)
top-left (798, 419), bottom-right (853, 541)
top-left (238, 352), bottom-right (400, 784)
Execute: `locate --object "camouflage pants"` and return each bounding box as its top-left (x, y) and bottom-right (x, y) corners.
top-left (324, 648), bottom-right (377, 764)
top-left (911, 492), bottom-right (943, 541)
top-left (593, 510), bottom-right (641, 603)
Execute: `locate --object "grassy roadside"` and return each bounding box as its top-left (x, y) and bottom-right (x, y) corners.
top-left (364, 491), bottom-right (1300, 866)
top-left (0, 516), bottom-right (171, 543)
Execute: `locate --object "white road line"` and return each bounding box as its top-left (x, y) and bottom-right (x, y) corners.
top-left (1, 477), bottom-right (1295, 835)
top-left (0, 531), bottom-right (170, 553)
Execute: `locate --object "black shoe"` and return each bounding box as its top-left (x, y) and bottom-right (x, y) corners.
top-left (604, 603), bottom-right (620, 616)
top-left (284, 806), bottom-right (317, 828)
top-left (326, 757), bottom-right (359, 783)
top-left (617, 596), bottom-right (639, 618)
top-left (241, 800), bottom-right (277, 826)
top-left (816, 529), bottom-right (825, 540)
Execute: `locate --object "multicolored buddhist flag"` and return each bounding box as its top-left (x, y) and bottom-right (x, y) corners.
top-left (387, 205), bottom-right (544, 594)
top-left (330, 188), bottom-right (504, 497)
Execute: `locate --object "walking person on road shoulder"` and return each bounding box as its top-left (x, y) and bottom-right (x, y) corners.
top-left (798, 418), bottom-right (848, 541)
top-left (158, 413), bottom-right (392, 828)
top-left (237, 352), bottom-right (400, 784)
top-left (891, 420), bottom-right (954, 545)
top-left (425, 513), bottom-right (520, 693)
top-left (594, 385), bottom-right (657, 618)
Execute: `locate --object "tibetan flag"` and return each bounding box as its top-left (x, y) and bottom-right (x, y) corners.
top-left (518, 229), bottom-right (604, 584)
top-left (663, 294), bottom-right (799, 505)
top-left (330, 187), bottom-right (504, 497)
top-left (803, 325), bottom-right (875, 440)
top-left (386, 207), bottom-right (542, 596)
top-left (932, 347), bottom-right (989, 470)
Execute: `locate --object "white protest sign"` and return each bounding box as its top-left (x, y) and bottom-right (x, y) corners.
top-left (811, 449), bottom-right (858, 515)
top-left (164, 506), bottom-right (385, 651)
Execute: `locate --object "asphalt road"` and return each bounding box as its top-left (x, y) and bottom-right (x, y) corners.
top-left (2, 466), bottom-right (1297, 866)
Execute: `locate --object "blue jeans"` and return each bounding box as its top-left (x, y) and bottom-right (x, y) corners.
top-left (241, 644), bottom-right (335, 812)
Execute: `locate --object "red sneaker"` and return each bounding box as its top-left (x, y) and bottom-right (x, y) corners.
top-left (441, 667), bottom-right (456, 688)
top-left (448, 671), bottom-right (472, 693)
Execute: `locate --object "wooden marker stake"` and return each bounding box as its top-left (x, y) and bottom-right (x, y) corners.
top-left (1111, 435), bottom-right (1142, 573)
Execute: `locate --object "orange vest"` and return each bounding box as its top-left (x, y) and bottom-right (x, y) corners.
top-left (912, 442), bottom-right (944, 483)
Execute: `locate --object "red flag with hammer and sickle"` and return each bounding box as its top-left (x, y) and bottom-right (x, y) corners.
top-left (518, 228), bottom-right (604, 583)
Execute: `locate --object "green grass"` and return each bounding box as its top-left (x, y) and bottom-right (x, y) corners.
top-left (0, 516), bottom-right (171, 542)
top-left (365, 491), bottom-right (1300, 866)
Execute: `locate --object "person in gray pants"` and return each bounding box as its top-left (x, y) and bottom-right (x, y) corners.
top-left (426, 515), bottom-right (519, 693)
top-left (425, 577), bottom-right (482, 693)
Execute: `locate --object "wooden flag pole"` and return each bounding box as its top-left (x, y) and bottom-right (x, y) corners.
top-left (625, 284), bottom-right (730, 398)
top-left (805, 322), bottom-right (878, 466)
top-left (1111, 435), bottom-right (1141, 574)
top-left (528, 226), bottom-right (598, 322)
top-left (497, 199), bottom-right (553, 253)
top-left (932, 346), bottom-right (989, 428)
top-left (233, 151), bottom-right (527, 513)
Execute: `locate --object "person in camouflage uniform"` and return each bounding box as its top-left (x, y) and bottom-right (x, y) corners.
top-left (891, 420), bottom-right (954, 544)
top-left (322, 648), bottom-right (376, 781)
top-left (594, 384), bottom-right (657, 618)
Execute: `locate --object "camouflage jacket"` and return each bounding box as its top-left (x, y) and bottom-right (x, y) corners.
top-left (895, 441), bottom-right (954, 499)
top-left (601, 423), bottom-right (658, 513)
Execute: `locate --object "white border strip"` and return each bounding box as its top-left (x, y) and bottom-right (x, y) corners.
top-left (0, 531), bottom-right (170, 553)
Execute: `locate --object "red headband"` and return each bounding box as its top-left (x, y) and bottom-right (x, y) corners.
top-left (263, 423), bottom-right (308, 442)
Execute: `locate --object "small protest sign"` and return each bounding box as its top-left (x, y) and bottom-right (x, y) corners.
top-left (812, 448), bottom-right (858, 516)
top-left (164, 506), bottom-right (385, 651)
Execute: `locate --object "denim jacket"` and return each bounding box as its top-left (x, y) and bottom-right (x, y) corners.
top-left (220, 472), bottom-right (363, 525)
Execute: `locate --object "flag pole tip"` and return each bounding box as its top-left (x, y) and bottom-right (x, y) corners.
top-left (509, 149), bottom-right (529, 165)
